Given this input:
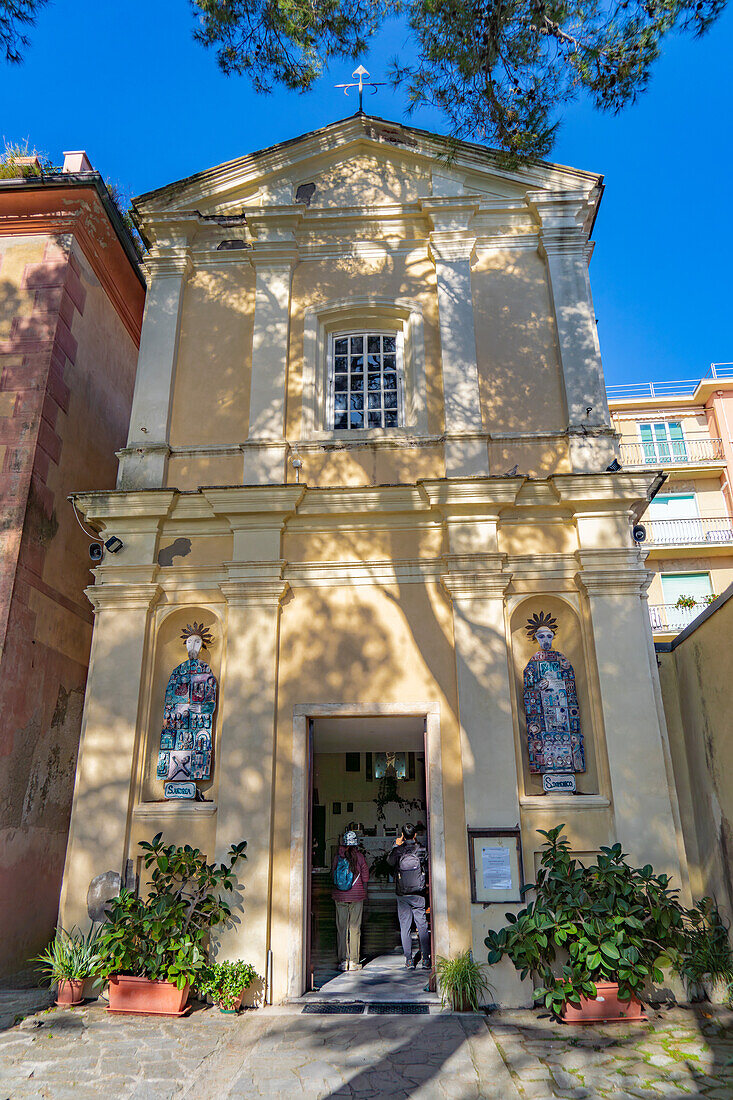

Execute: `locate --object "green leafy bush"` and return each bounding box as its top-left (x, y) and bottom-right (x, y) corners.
top-left (97, 833), bottom-right (247, 990)
top-left (197, 959), bottom-right (259, 1009)
top-left (435, 950), bottom-right (493, 1011)
top-left (33, 926), bottom-right (102, 985)
top-left (485, 825), bottom-right (689, 1017)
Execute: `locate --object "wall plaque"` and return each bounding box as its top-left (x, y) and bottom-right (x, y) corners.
top-left (543, 772), bottom-right (576, 794)
top-left (467, 827), bottom-right (524, 904)
top-left (164, 781), bottom-right (196, 800)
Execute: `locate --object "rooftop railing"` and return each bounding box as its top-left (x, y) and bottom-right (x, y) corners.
top-left (642, 516), bottom-right (733, 546)
top-left (608, 363), bottom-right (733, 401)
top-left (619, 438), bottom-right (724, 467)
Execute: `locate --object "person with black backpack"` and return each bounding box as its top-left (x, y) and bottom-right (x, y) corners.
top-left (387, 822), bottom-right (431, 969)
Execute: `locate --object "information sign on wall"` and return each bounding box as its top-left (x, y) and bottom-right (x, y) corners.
top-left (467, 827), bottom-right (524, 904)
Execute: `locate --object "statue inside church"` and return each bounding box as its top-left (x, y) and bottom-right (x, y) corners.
top-left (156, 621), bottom-right (217, 798)
top-left (522, 611), bottom-right (585, 776)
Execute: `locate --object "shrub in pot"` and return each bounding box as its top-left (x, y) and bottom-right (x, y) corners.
top-left (97, 833), bottom-right (247, 1015)
top-left (198, 960), bottom-right (259, 1012)
top-left (435, 950), bottom-right (493, 1011)
top-left (485, 825), bottom-right (689, 1021)
top-left (33, 926), bottom-right (102, 1006)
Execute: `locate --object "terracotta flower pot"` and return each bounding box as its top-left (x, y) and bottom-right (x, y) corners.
top-left (562, 981), bottom-right (645, 1024)
top-left (217, 989), bottom-right (245, 1013)
top-left (55, 979), bottom-right (85, 1006)
top-left (107, 975), bottom-right (190, 1016)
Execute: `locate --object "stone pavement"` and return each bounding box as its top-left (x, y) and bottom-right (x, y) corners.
top-left (0, 996), bottom-right (732, 1099)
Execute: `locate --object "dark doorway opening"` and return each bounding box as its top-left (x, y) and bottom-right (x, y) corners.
top-left (306, 715), bottom-right (433, 998)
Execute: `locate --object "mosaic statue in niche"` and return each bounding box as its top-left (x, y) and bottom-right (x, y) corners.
top-left (156, 621), bottom-right (217, 798)
top-left (523, 611), bottom-right (585, 775)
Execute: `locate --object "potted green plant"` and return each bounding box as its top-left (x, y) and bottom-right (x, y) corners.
top-left (679, 897), bottom-right (733, 1004)
top-left (97, 833), bottom-right (247, 1016)
top-left (33, 927), bottom-right (102, 1006)
top-left (198, 960), bottom-right (259, 1012)
top-left (435, 950), bottom-right (493, 1011)
top-left (486, 825), bottom-right (689, 1022)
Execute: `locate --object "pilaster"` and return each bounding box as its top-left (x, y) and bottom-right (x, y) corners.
top-left (245, 231), bottom-right (299, 485)
top-left (528, 193), bottom-right (614, 472)
top-left (576, 553), bottom-right (687, 886)
top-left (118, 247), bottom-right (193, 488)
top-left (59, 583), bottom-right (162, 929)
top-left (441, 562), bottom-right (531, 1007)
top-left (213, 577), bottom-right (290, 978)
top-left (423, 199), bottom-right (488, 477)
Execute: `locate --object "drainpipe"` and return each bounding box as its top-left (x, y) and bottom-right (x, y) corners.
top-left (266, 948), bottom-right (273, 1005)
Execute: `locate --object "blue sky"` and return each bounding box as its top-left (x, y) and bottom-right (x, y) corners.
top-left (1, 1), bottom-right (730, 386)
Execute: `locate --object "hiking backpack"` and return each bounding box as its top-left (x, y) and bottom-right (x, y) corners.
top-left (333, 855), bottom-right (354, 891)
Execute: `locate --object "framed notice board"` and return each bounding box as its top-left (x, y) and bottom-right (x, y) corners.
top-left (467, 827), bottom-right (524, 904)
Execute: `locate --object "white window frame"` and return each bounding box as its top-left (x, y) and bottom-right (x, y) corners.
top-left (300, 297), bottom-right (428, 441)
top-left (326, 330), bottom-right (405, 432)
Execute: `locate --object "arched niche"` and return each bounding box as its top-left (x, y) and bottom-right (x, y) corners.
top-left (510, 595), bottom-right (600, 797)
top-left (139, 605), bottom-right (224, 804)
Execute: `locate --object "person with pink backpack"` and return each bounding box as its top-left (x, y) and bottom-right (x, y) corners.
top-left (331, 829), bottom-right (370, 971)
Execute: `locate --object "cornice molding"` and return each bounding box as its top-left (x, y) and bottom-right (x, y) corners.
top-left (285, 558), bottom-right (443, 588)
top-left (419, 477), bottom-right (524, 509)
top-left (202, 485), bottom-right (305, 516)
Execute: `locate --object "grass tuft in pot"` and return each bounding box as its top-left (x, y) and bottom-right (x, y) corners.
top-left (197, 960), bottom-right (259, 1011)
top-left (33, 927), bottom-right (103, 1002)
top-left (485, 825), bottom-right (690, 1018)
top-left (435, 950), bottom-right (493, 1011)
top-left (680, 897), bottom-right (733, 1005)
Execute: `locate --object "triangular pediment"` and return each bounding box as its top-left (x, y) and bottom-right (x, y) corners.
top-left (134, 114), bottom-right (601, 219)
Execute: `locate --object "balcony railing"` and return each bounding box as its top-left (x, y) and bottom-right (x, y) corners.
top-left (619, 438), bottom-right (724, 467)
top-left (643, 515), bottom-right (733, 546)
top-left (649, 601), bottom-right (715, 633)
top-left (608, 363), bottom-right (733, 400)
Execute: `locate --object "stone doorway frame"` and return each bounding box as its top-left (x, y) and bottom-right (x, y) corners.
top-left (287, 702), bottom-right (447, 1000)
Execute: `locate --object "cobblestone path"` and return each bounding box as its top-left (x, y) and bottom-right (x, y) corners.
top-left (0, 999), bottom-right (731, 1098)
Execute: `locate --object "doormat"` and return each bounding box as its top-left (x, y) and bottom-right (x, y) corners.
top-left (367, 1003), bottom-right (430, 1014)
top-left (301, 1002), bottom-right (365, 1014)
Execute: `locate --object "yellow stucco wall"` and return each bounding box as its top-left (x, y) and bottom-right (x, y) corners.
top-left (657, 592), bottom-right (733, 916)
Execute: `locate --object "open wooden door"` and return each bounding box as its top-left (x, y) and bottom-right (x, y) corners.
top-left (423, 716), bottom-right (436, 989)
top-left (305, 717), bottom-right (315, 992)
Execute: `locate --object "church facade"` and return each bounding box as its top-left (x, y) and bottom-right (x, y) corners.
top-left (60, 116), bottom-right (690, 1005)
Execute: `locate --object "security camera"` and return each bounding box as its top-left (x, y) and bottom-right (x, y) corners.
top-left (89, 542), bottom-right (104, 562)
top-left (606, 458), bottom-right (622, 473)
top-left (104, 536), bottom-right (124, 554)
top-left (632, 524), bottom-right (647, 543)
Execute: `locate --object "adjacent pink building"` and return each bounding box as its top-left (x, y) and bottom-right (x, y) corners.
top-left (0, 151), bottom-right (144, 980)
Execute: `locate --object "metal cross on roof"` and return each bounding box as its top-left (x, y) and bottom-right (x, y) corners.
top-left (335, 66), bottom-right (386, 114)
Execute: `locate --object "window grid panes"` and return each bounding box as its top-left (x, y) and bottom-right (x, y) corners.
top-left (330, 332), bottom-right (403, 430)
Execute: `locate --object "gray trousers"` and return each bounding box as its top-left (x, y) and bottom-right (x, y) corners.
top-left (396, 893), bottom-right (430, 961)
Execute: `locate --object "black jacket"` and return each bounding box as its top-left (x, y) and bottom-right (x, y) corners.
top-left (387, 839), bottom-right (427, 896)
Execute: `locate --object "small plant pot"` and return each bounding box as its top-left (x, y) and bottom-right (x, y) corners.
top-left (56, 979), bottom-right (85, 1006)
top-left (561, 982), bottom-right (645, 1024)
top-left (217, 990), bottom-right (245, 1013)
top-left (107, 975), bottom-right (190, 1016)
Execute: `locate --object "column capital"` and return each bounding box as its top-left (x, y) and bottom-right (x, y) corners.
top-left (144, 249), bottom-right (194, 281)
top-left (219, 578), bottom-right (290, 607)
top-left (85, 582), bottom-right (162, 613)
top-left (441, 558), bottom-right (511, 600)
top-left (428, 233), bottom-right (477, 264)
top-left (537, 227), bottom-right (588, 261)
top-left (576, 559), bottom-right (653, 597)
